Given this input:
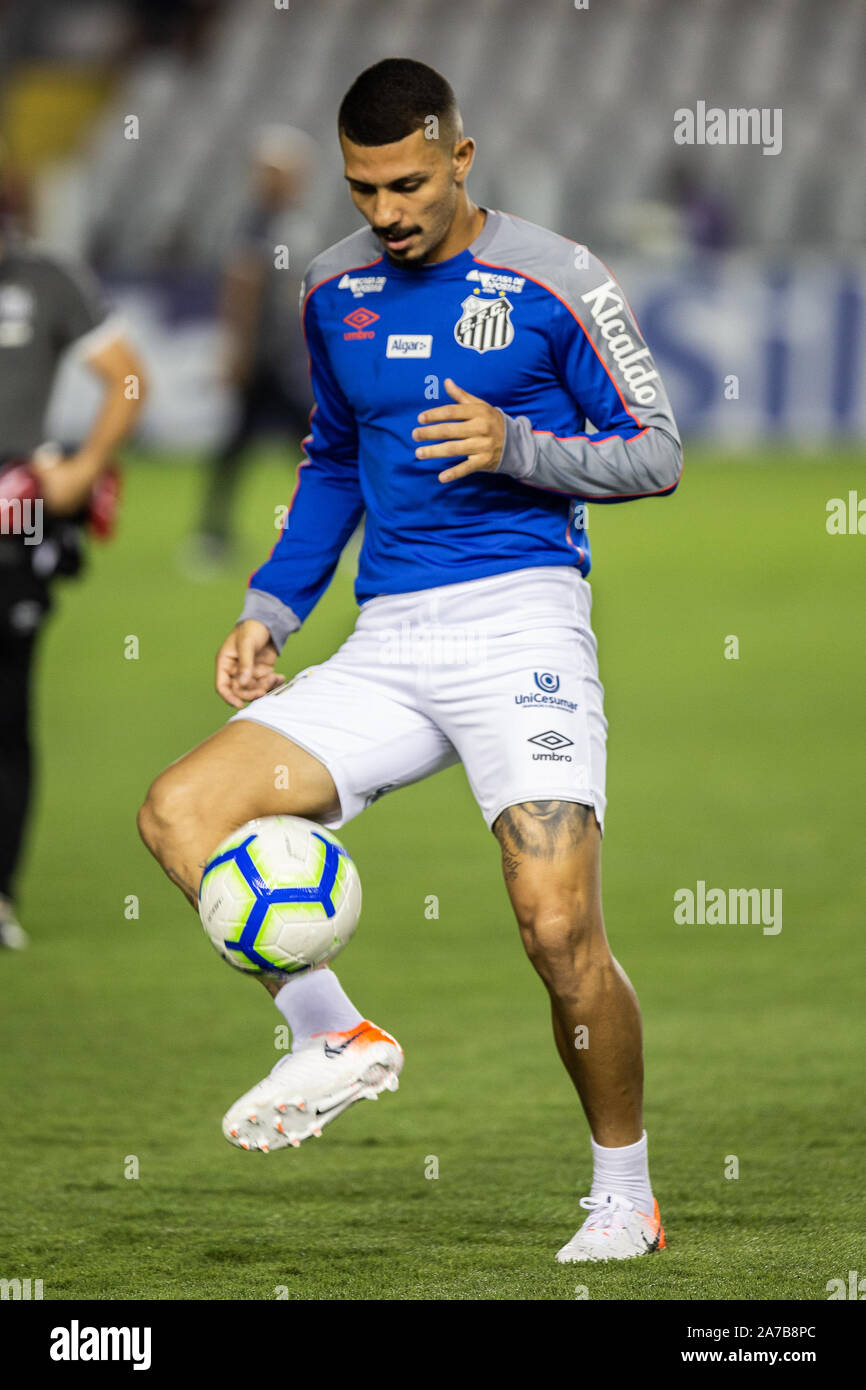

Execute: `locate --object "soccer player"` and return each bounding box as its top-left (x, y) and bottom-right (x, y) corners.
top-left (0, 227), bottom-right (146, 946)
top-left (139, 59), bottom-right (682, 1263)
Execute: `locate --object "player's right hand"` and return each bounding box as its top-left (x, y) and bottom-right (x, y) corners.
top-left (215, 620), bottom-right (284, 709)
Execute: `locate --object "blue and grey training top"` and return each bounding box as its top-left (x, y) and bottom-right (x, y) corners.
top-left (241, 209), bottom-right (682, 650)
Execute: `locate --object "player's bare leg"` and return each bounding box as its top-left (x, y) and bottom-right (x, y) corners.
top-left (495, 800), bottom-right (641, 1143)
top-left (494, 800), bottom-right (665, 1260)
top-left (137, 720), bottom-right (402, 1148)
top-left (137, 720), bottom-right (342, 907)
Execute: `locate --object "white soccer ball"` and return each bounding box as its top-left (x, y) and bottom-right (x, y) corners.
top-left (198, 816), bottom-right (361, 974)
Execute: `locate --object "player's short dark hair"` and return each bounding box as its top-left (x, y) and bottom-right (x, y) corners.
top-left (338, 58), bottom-right (460, 147)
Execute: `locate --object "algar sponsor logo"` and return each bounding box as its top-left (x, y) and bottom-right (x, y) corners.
top-left (579, 279), bottom-right (659, 404)
top-left (386, 334), bottom-right (432, 358)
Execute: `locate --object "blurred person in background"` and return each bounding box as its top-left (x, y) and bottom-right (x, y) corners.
top-left (665, 163), bottom-right (733, 254)
top-left (190, 125), bottom-right (318, 569)
top-left (127, 0), bottom-right (222, 60)
top-left (613, 163), bottom-right (734, 260)
top-left (0, 196), bottom-right (147, 948)
top-left (0, 147), bottom-right (32, 239)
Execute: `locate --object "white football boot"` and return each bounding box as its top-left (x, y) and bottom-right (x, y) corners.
top-left (555, 1192), bottom-right (666, 1263)
top-left (0, 895), bottom-right (29, 950)
top-left (223, 1020), bottom-right (403, 1152)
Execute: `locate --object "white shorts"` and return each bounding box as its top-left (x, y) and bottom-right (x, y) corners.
top-left (231, 566), bottom-right (608, 833)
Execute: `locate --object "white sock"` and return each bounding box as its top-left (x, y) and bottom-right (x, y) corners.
top-left (274, 968), bottom-right (363, 1050)
top-left (590, 1130), bottom-right (654, 1212)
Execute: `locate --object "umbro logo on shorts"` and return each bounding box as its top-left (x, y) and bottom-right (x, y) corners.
top-left (528, 730), bottom-right (573, 750)
top-left (528, 730), bottom-right (573, 762)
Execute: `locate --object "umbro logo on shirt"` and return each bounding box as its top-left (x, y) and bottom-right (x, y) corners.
top-left (343, 307), bottom-right (379, 340)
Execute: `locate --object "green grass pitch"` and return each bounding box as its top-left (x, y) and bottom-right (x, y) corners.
top-left (1, 446), bottom-right (863, 1301)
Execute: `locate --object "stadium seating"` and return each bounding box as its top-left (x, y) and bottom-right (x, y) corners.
top-left (69, 0), bottom-right (866, 267)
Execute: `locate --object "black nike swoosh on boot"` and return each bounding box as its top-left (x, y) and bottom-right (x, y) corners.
top-left (322, 1028), bottom-right (367, 1058)
top-left (642, 1227), bottom-right (664, 1253)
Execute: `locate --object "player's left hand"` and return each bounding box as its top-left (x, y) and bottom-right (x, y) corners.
top-left (413, 378), bottom-right (505, 483)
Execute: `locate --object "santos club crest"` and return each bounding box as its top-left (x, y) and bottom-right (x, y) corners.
top-left (454, 294), bottom-right (514, 353)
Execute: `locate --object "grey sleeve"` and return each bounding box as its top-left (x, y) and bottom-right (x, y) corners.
top-left (48, 257), bottom-right (109, 350)
top-left (497, 413), bottom-right (683, 501)
top-left (237, 589), bottom-right (302, 653)
top-left (495, 249), bottom-right (682, 500)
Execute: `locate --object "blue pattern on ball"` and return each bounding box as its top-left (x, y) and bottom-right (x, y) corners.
top-left (200, 831), bottom-right (346, 970)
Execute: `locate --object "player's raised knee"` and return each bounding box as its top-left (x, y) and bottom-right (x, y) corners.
top-left (137, 767), bottom-right (199, 856)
